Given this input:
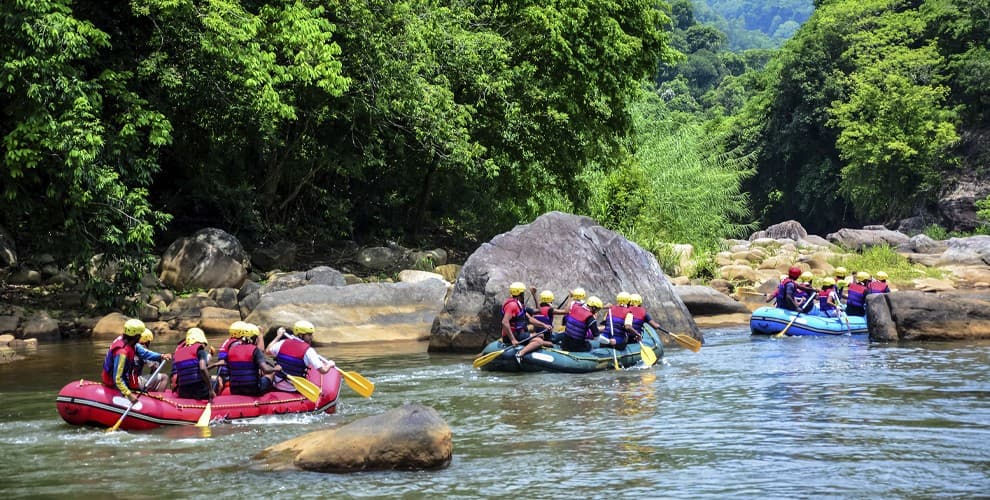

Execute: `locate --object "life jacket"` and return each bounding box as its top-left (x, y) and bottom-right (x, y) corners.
top-left (101, 336), bottom-right (137, 389)
top-left (847, 282), bottom-right (868, 307)
top-left (868, 280), bottom-right (890, 294)
top-left (818, 289), bottom-right (836, 313)
top-left (564, 305), bottom-right (594, 340)
top-left (775, 279), bottom-right (799, 310)
top-left (274, 338), bottom-right (310, 377)
top-left (501, 297), bottom-right (528, 336)
top-left (605, 305), bottom-right (628, 338)
top-left (627, 306), bottom-right (647, 334)
top-left (172, 343), bottom-right (204, 390)
top-left (227, 343), bottom-right (261, 391)
top-left (216, 337), bottom-right (239, 379)
top-left (533, 305), bottom-right (553, 331)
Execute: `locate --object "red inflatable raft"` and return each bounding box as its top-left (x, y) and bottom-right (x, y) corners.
top-left (55, 369), bottom-right (342, 431)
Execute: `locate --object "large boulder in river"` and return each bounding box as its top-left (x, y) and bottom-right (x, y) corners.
top-left (866, 291), bottom-right (990, 341)
top-left (244, 280), bottom-right (447, 343)
top-left (674, 285), bottom-right (750, 316)
top-left (935, 235), bottom-right (990, 266)
top-left (158, 228), bottom-right (248, 290)
top-left (826, 227), bottom-right (910, 251)
top-left (429, 212), bottom-right (700, 353)
top-left (749, 220), bottom-right (807, 241)
top-left (255, 404), bottom-right (452, 472)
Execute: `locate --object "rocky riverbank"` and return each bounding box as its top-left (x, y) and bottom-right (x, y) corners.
top-left (3, 216), bottom-right (990, 353)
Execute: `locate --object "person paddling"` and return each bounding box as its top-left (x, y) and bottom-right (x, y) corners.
top-left (869, 271), bottom-right (891, 293)
top-left (817, 278), bottom-right (841, 318)
top-left (267, 320), bottom-right (335, 392)
top-left (102, 319), bottom-right (158, 404)
top-left (561, 296), bottom-right (609, 352)
top-left (228, 323), bottom-right (280, 396)
top-left (601, 292), bottom-right (635, 350)
top-left (532, 289), bottom-right (567, 343)
top-left (845, 272), bottom-right (872, 316)
top-left (134, 328), bottom-right (171, 391)
top-left (499, 282), bottom-right (553, 364)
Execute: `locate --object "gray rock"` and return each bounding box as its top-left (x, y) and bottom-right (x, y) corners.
top-left (749, 220), bottom-right (808, 241)
top-left (22, 314), bottom-right (60, 341)
top-left (898, 234), bottom-right (948, 254)
top-left (0, 316), bottom-right (20, 335)
top-left (937, 176), bottom-right (990, 231)
top-left (429, 212), bottom-right (700, 353)
top-left (158, 295), bottom-right (219, 322)
top-left (245, 280), bottom-right (448, 344)
top-left (866, 291), bottom-right (990, 341)
top-left (674, 286), bottom-right (750, 316)
top-left (237, 280), bottom-right (261, 301)
top-left (304, 266), bottom-right (346, 286)
top-left (355, 245), bottom-right (407, 271)
top-left (897, 215), bottom-right (932, 234)
top-left (251, 240), bottom-right (297, 271)
top-left (10, 268), bottom-right (42, 285)
top-left (935, 235), bottom-right (990, 266)
top-left (256, 404), bottom-right (452, 472)
top-left (159, 230), bottom-right (248, 290)
top-left (826, 227), bottom-right (910, 251)
top-left (208, 287), bottom-right (239, 310)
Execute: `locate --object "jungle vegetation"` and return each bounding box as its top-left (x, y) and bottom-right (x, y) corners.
top-left (1, 0), bottom-right (987, 299)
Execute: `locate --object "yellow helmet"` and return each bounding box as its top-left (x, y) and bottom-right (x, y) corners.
top-left (586, 296), bottom-right (604, 309)
top-left (822, 277), bottom-right (836, 287)
top-left (123, 319), bottom-right (146, 337)
top-left (571, 287), bottom-right (587, 300)
top-left (834, 266), bottom-right (848, 278)
top-left (228, 320), bottom-right (246, 337)
top-left (240, 323), bottom-right (260, 339)
top-left (800, 271), bottom-right (814, 283)
top-left (629, 294), bottom-right (643, 306)
top-left (856, 271), bottom-right (871, 282)
top-left (539, 290), bottom-right (554, 303)
top-left (616, 292), bottom-right (632, 306)
top-left (140, 328), bottom-right (154, 344)
top-left (293, 320), bottom-right (315, 335)
top-left (186, 327), bottom-right (207, 345)
top-left (876, 271), bottom-right (889, 280)
top-left (509, 282), bottom-right (526, 296)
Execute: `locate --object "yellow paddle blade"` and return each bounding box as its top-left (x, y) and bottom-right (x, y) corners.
top-left (640, 345), bottom-right (658, 366)
top-left (106, 419), bottom-right (124, 433)
top-left (286, 374), bottom-right (321, 403)
top-left (472, 349), bottom-right (505, 369)
top-left (195, 402), bottom-right (211, 427)
top-left (340, 369), bottom-right (375, 398)
top-left (774, 314), bottom-right (800, 338)
top-left (670, 332), bottom-right (702, 352)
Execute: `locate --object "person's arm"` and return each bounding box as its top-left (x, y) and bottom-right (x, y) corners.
top-left (785, 283), bottom-right (801, 310)
top-left (136, 343), bottom-right (171, 362)
top-left (305, 348), bottom-right (334, 373)
top-left (255, 348), bottom-right (280, 375)
top-left (525, 310), bottom-right (551, 331)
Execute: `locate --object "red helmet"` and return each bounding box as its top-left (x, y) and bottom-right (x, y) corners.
top-left (788, 266), bottom-right (802, 279)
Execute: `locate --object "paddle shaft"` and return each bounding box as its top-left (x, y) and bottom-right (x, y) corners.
top-left (107, 358), bottom-right (167, 432)
top-left (775, 311), bottom-right (801, 337)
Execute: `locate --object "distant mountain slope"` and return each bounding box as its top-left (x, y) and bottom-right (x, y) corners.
top-left (691, 0), bottom-right (813, 49)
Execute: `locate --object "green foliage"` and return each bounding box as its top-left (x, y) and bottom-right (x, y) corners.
top-left (586, 90), bottom-right (756, 253)
top-left (690, 0), bottom-right (813, 50)
top-left (922, 224), bottom-right (950, 240)
top-left (1, 0), bottom-right (172, 305)
top-left (977, 195), bottom-right (990, 228)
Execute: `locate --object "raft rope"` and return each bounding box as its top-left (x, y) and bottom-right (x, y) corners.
top-left (75, 379), bottom-right (309, 409)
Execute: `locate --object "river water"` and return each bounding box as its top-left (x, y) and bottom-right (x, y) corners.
top-left (1, 325), bottom-right (988, 498)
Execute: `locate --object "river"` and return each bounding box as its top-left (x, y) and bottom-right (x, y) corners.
top-left (2, 325), bottom-right (989, 498)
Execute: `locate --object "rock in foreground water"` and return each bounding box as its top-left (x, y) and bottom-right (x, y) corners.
top-left (255, 404), bottom-right (452, 472)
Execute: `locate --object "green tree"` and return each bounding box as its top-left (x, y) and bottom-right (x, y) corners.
top-left (1, 0), bottom-right (172, 303)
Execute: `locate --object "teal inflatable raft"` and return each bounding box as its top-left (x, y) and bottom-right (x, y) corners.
top-left (477, 325), bottom-right (664, 373)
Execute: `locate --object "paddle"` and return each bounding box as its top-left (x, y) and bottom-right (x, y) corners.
top-left (652, 324), bottom-right (702, 352)
top-left (472, 334), bottom-right (544, 369)
top-left (285, 373), bottom-right (321, 403)
top-left (282, 332), bottom-right (375, 398)
top-left (774, 311), bottom-right (801, 338)
top-left (107, 360), bottom-right (167, 433)
top-left (607, 310), bottom-right (620, 371)
top-left (195, 401), bottom-right (212, 427)
top-left (639, 343), bottom-right (658, 367)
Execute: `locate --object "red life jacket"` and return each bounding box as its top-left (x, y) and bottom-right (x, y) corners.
top-left (775, 278), bottom-right (796, 309)
top-left (101, 336), bottom-right (138, 389)
top-left (605, 305), bottom-right (628, 338)
top-left (627, 306), bottom-right (647, 333)
top-left (564, 305), bottom-right (594, 340)
top-left (216, 337), bottom-right (239, 379)
top-left (227, 343), bottom-right (260, 391)
top-left (501, 297), bottom-right (528, 336)
top-left (868, 280), bottom-right (890, 293)
top-left (533, 304), bottom-right (553, 329)
top-left (847, 282), bottom-right (868, 307)
top-left (274, 338), bottom-right (310, 377)
top-left (818, 289), bottom-right (836, 313)
top-left (172, 343), bottom-right (204, 390)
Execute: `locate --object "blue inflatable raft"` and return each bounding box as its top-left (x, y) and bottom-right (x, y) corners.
top-left (477, 325), bottom-right (665, 373)
top-left (750, 306), bottom-right (868, 337)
